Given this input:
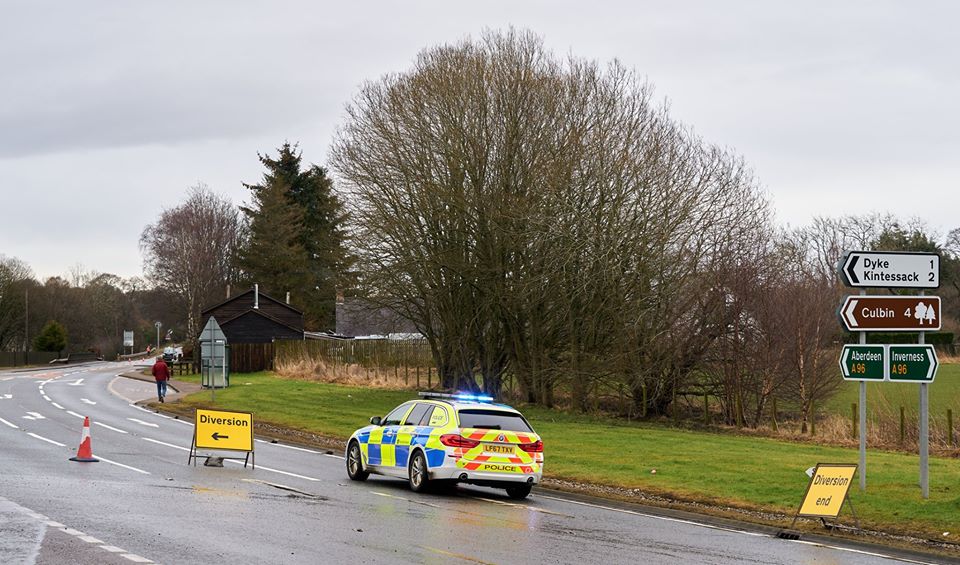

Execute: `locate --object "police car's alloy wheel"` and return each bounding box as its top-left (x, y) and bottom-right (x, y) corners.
top-left (346, 441), bottom-right (368, 481)
top-left (408, 451), bottom-right (430, 493)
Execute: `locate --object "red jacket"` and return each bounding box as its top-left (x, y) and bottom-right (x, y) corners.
top-left (151, 360), bottom-right (170, 381)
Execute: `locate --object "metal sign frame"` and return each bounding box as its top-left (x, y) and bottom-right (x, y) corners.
top-left (787, 463), bottom-right (860, 534)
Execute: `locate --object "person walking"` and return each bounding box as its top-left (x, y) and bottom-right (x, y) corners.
top-left (151, 356), bottom-right (170, 403)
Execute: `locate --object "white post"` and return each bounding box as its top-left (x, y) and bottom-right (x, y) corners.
top-left (919, 290), bottom-right (928, 499)
top-left (859, 289), bottom-right (866, 491)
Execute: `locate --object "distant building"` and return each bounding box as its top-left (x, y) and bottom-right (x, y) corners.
top-left (335, 298), bottom-right (421, 339)
top-left (200, 286), bottom-right (304, 344)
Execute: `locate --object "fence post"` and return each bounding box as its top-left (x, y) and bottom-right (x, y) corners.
top-left (900, 406), bottom-right (905, 446)
top-left (703, 391), bottom-right (710, 425)
top-left (405, 365), bottom-right (409, 386)
top-left (417, 366), bottom-right (420, 388)
top-left (771, 397), bottom-right (779, 432)
top-left (735, 395), bottom-right (743, 429)
top-left (810, 401), bottom-right (816, 436)
top-left (428, 367), bottom-right (432, 388)
top-left (641, 383), bottom-right (647, 418)
top-left (949, 409), bottom-right (954, 448)
top-left (851, 402), bottom-right (858, 439)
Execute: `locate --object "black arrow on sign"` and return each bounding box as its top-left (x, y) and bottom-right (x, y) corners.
top-left (845, 254), bottom-right (860, 284)
top-left (212, 432), bottom-right (229, 441)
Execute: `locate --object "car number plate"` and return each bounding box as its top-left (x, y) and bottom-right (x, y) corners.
top-left (484, 443), bottom-right (514, 454)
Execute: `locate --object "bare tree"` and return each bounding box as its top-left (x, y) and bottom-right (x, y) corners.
top-left (140, 185), bottom-right (243, 340)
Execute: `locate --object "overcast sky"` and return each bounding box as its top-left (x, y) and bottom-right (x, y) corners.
top-left (1, 1), bottom-right (957, 281)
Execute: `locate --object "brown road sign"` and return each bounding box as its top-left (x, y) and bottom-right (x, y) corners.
top-left (839, 295), bottom-right (941, 332)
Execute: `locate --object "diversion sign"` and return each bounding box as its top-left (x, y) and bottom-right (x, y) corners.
top-left (189, 409), bottom-right (255, 469)
top-left (797, 464), bottom-right (857, 518)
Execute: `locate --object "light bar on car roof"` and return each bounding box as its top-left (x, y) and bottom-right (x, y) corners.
top-left (418, 391), bottom-right (494, 403)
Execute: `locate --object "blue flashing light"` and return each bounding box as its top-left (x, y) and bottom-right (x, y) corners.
top-left (454, 393), bottom-right (494, 403)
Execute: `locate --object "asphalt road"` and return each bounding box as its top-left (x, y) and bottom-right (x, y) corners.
top-left (0, 362), bottom-right (953, 564)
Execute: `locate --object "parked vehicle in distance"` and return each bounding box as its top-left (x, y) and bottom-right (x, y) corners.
top-left (162, 346), bottom-right (183, 363)
top-left (345, 392), bottom-right (543, 499)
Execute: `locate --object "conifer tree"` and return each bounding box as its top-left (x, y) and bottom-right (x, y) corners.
top-left (238, 143), bottom-right (352, 329)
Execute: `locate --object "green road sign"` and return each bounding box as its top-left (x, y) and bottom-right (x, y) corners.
top-left (839, 345), bottom-right (886, 381)
top-left (888, 345), bottom-right (938, 382)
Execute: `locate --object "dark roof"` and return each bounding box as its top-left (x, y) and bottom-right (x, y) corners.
top-left (201, 288), bottom-right (303, 316)
top-left (336, 298), bottom-right (419, 337)
top-left (220, 307), bottom-right (301, 334)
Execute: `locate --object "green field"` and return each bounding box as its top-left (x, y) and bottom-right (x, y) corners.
top-left (827, 362), bottom-right (960, 418)
top-left (172, 372), bottom-right (960, 540)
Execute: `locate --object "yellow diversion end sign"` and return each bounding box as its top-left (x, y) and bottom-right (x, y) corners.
top-left (194, 409), bottom-right (253, 452)
top-left (798, 464), bottom-right (857, 518)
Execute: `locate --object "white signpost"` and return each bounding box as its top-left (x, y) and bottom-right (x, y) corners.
top-left (840, 251), bottom-right (940, 289)
top-left (123, 330), bottom-right (134, 348)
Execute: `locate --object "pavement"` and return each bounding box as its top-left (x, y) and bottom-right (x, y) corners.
top-left (116, 366), bottom-right (202, 402)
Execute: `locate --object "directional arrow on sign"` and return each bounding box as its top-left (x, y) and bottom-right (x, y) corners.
top-left (211, 432), bottom-right (230, 441)
top-left (888, 345), bottom-right (939, 382)
top-left (840, 251), bottom-right (940, 289)
top-left (839, 345), bottom-right (886, 381)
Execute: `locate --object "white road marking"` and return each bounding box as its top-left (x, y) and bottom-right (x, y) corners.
top-left (1, 393), bottom-right (11, 398)
top-left (27, 433), bottom-right (65, 447)
top-left (79, 535), bottom-right (104, 543)
top-left (51, 402), bottom-right (64, 410)
top-left (0, 417), bottom-right (19, 429)
top-left (94, 421), bottom-right (129, 434)
top-left (143, 437), bottom-right (189, 451)
top-left (121, 554), bottom-right (153, 563)
top-left (127, 418), bottom-right (159, 428)
top-left (1, 376), bottom-right (13, 381)
top-left (81, 398), bottom-right (96, 405)
top-left (23, 412), bottom-right (45, 420)
top-left (255, 439), bottom-right (323, 454)
top-left (42, 395), bottom-right (51, 401)
top-left (93, 454), bottom-right (150, 475)
top-left (46, 521), bottom-right (65, 528)
top-left (100, 546), bottom-right (126, 553)
top-left (63, 527), bottom-right (84, 536)
top-left (223, 459), bottom-right (320, 481)
top-left (67, 411), bottom-right (85, 419)
top-left (787, 539), bottom-right (940, 565)
top-left (473, 496), bottom-right (571, 517)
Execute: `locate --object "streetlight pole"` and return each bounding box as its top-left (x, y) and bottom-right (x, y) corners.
top-left (155, 321), bottom-right (161, 351)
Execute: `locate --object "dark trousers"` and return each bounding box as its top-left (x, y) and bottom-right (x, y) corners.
top-left (156, 380), bottom-right (168, 399)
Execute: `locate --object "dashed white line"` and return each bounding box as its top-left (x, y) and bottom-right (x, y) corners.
top-left (81, 398), bottom-right (97, 405)
top-left (51, 402), bottom-right (64, 410)
top-left (100, 546), bottom-right (126, 553)
top-left (143, 437), bottom-right (189, 451)
top-left (94, 421), bottom-right (129, 434)
top-left (23, 411), bottom-right (45, 420)
top-left (223, 459), bottom-right (320, 481)
top-left (79, 535), bottom-right (104, 544)
top-left (255, 439), bottom-right (322, 454)
top-left (42, 395), bottom-right (51, 401)
top-left (121, 553), bottom-right (153, 563)
top-left (27, 432), bottom-right (65, 447)
top-left (325, 453), bottom-right (345, 460)
top-left (67, 410), bottom-right (85, 419)
top-left (127, 418), bottom-right (159, 428)
top-left (93, 454), bottom-right (150, 475)
top-left (63, 527), bottom-right (84, 536)
top-left (46, 521), bottom-right (65, 528)
top-left (0, 416), bottom-right (19, 429)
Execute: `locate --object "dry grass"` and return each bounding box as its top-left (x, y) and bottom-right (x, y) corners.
top-left (275, 357), bottom-right (422, 389)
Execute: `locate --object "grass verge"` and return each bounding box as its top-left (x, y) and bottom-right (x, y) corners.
top-left (170, 371), bottom-right (960, 544)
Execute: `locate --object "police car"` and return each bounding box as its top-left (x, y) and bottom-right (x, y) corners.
top-left (345, 392), bottom-right (543, 499)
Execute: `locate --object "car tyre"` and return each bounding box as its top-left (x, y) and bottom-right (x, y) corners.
top-left (505, 483), bottom-right (533, 500)
top-left (346, 441), bottom-right (369, 481)
top-left (408, 450), bottom-right (430, 493)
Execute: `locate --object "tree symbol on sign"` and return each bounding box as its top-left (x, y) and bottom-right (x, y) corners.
top-left (924, 302), bottom-right (936, 326)
top-left (914, 302), bottom-right (928, 325)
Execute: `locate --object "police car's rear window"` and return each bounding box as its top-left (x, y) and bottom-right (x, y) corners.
top-left (457, 410), bottom-right (532, 432)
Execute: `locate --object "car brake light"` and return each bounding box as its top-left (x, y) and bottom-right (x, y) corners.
top-left (519, 440), bottom-right (543, 453)
top-left (439, 434), bottom-right (480, 448)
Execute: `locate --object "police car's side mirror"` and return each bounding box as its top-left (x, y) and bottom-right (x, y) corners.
top-left (370, 416), bottom-right (382, 426)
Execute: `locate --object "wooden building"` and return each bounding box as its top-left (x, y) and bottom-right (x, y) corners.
top-left (199, 286), bottom-right (304, 372)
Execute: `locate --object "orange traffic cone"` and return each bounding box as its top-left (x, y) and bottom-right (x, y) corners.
top-left (69, 416), bottom-right (99, 463)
